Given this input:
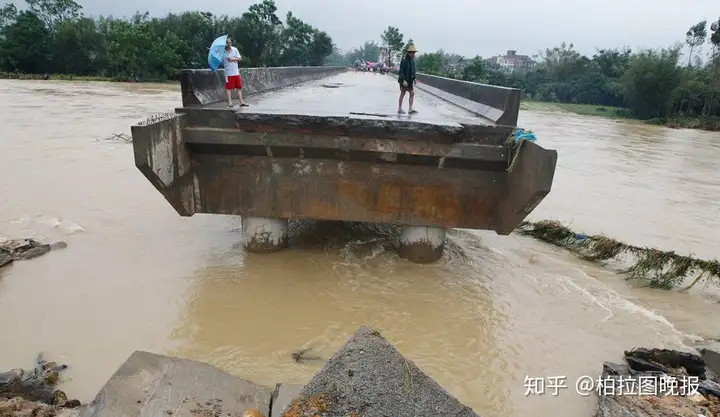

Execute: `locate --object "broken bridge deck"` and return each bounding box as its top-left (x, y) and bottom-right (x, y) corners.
top-left (131, 67), bottom-right (558, 263)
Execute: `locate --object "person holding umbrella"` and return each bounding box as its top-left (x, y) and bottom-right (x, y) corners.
top-left (222, 36), bottom-right (249, 108)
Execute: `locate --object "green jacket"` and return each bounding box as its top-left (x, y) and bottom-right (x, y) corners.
top-left (398, 54), bottom-right (416, 84)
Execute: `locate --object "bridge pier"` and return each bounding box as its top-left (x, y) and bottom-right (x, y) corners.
top-left (242, 217), bottom-right (288, 253)
top-left (397, 225), bottom-right (446, 263)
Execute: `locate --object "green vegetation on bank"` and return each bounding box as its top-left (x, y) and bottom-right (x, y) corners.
top-left (518, 220), bottom-right (720, 290)
top-left (340, 22), bottom-right (720, 131)
top-left (0, 0), bottom-right (334, 82)
top-left (519, 100), bottom-right (629, 118)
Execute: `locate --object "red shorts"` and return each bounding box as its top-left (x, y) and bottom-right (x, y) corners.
top-left (225, 75), bottom-right (242, 90)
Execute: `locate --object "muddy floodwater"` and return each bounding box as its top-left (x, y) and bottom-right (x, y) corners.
top-left (1, 73), bottom-right (719, 417)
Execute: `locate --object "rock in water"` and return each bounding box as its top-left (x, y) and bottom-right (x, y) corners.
top-left (596, 346), bottom-right (720, 417)
top-left (625, 348), bottom-right (706, 378)
top-left (0, 239), bottom-right (50, 261)
top-left (284, 326), bottom-right (479, 417)
top-left (0, 248), bottom-right (11, 267)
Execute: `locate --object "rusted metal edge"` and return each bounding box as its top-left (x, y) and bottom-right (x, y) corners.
top-left (496, 140), bottom-right (558, 234)
top-left (183, 129), bottom-right (509, 171)
top-left (183, 127), bottom-right (508, 164)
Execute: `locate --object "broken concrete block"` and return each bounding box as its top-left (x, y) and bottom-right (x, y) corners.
top-left (270, 384), bottom-right (303, 417)
top-left (78, 351), bottom-right (272, 417)
top-left (700, 343), bottom-right (720, 376)
top-left (285, 326), bottom-right (479, 417)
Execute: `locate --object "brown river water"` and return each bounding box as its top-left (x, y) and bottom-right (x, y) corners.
top-left (1, 75), bottom-right (719, 416)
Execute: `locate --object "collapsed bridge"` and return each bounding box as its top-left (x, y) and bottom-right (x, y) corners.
top-left (131, 66), bottom-right (557, 263)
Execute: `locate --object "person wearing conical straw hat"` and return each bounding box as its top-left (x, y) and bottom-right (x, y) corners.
top-left (397, 43), bottom-right (418, 115)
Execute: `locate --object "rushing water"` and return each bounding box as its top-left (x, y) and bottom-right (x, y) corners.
top-left (0, 74), bottom-right (719, 417)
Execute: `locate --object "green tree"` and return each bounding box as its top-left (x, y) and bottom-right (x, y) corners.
top-left (685, 20), bottom-right (707, 67)
top-left (0, 11), bottom-right (51, 73)
top-left (26, 0), bottom-right (82, 27)
top-left (415, 51), bottom-right (445, 75)
top-left (52, 18), bottom-right (104, 75)
top-left (620, 47), bottom-right (682, 119)
top-left (462, 56), bottom-right (488, 82)
top-left (381, 26), bottom-right (403, 62)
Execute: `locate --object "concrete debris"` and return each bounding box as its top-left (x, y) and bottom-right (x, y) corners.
top-left (0, 239), bottom-right (66, 268)
top-left (100, 133), bottom-right (131, 143)
top-left (270, 384), bottom-right (303, 417)
top-left (78, 351), bottom-right (273, 417)
top-left (284, 326), bottom-right (479, 417)
top-left (0, 355), bottom-right (80, 417)
top-left (596, 347), bottom-right (720, 417)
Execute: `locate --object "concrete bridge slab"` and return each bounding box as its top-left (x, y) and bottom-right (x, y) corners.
top-left (77, 351), bottom-right (272, 417)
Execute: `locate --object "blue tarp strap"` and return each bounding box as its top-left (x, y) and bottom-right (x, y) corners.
top-left (509, 127), bottom-right (538, 143)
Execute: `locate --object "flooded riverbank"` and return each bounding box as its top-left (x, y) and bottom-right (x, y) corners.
top-left (0, 75), bottom-right (719, 417)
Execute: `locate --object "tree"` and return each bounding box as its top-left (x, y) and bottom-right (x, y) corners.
top-left (462, 56), bottom-right (487, 83)
top-left (26, 0), bottom-right (82, 27)
top-left (309, 31), bottom-right (333, 66)
top-left (620, 47), bottom-right (682, 119)
top-left (235, 0), bottom-right (283, 67)
top-left (685, 20), bottom-right (707, 67)
top-left (381, 26), bottom-right (403, 63)
top-left (0, 3), bottom-right (17, 30)
top-left (53, 17), bottom-right (104, 75)
top-left (0, 11), bottom-right (51, 73)
top-left (415, 52), bottom-right (445, 75)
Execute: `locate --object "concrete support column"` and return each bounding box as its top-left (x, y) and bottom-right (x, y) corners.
top-left (397, 225), bottom-right (446, 263)
top-left (242, 217), bottom-right (288, 253)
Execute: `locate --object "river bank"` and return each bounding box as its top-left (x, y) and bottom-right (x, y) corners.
top-left (0, 72), bottom-right (174, 83)
top-left (3, 329), bottom-right (720, 417)
top-left (520, 99), bottom-right (720, 131)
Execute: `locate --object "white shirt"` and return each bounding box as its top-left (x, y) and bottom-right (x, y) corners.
top-left (223, 47), bottom-right (241, 77)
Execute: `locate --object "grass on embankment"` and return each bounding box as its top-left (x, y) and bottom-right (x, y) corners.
top-left (520, 99), bottom-right (720, 131)
top-left (0, 72), bottom-right (175, 83)
top-left (520, 99), bottom-right (629, 118)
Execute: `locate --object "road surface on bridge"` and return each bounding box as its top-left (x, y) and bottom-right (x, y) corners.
top-left (212, 71), bottom-right (487, 126)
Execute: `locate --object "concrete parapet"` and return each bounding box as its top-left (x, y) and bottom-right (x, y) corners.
top-left (398, 225), bottom-right (446, 263)
top-left (414, 73), bottom-right (522, 126)
top-left (180, 66), bottom-right (347, 107)
top-left (242, 217), bottom-right (289, 253)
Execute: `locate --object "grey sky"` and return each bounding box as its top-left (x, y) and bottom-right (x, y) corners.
top-left (16, 0), bottom-right (720, 58)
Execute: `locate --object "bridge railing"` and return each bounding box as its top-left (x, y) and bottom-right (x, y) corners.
top-left (179, 66), bottom-right (347, 107)
top-left (389, 70), bottom-right (521, 126)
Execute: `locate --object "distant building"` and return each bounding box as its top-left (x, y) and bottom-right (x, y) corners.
top-left (486, 50), bottom-right (536, 72)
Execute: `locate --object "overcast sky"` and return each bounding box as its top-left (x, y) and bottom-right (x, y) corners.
top-left (14, 0), bottom-right (720, 58)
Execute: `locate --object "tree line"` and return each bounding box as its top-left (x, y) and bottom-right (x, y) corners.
top-left (338, 21), bottom-right (720, 130)
top-left (0, 0), bottom-right (334, 81)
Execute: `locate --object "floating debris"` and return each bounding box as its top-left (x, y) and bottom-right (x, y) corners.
top-left (0, 238), bottom-right (67, 268)
top-left (100, 133), bottom-right (132, 142)
top-left (517, 220), bottom-right (720, 290)
top-left (291, 348), bottom-right (322, 363)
